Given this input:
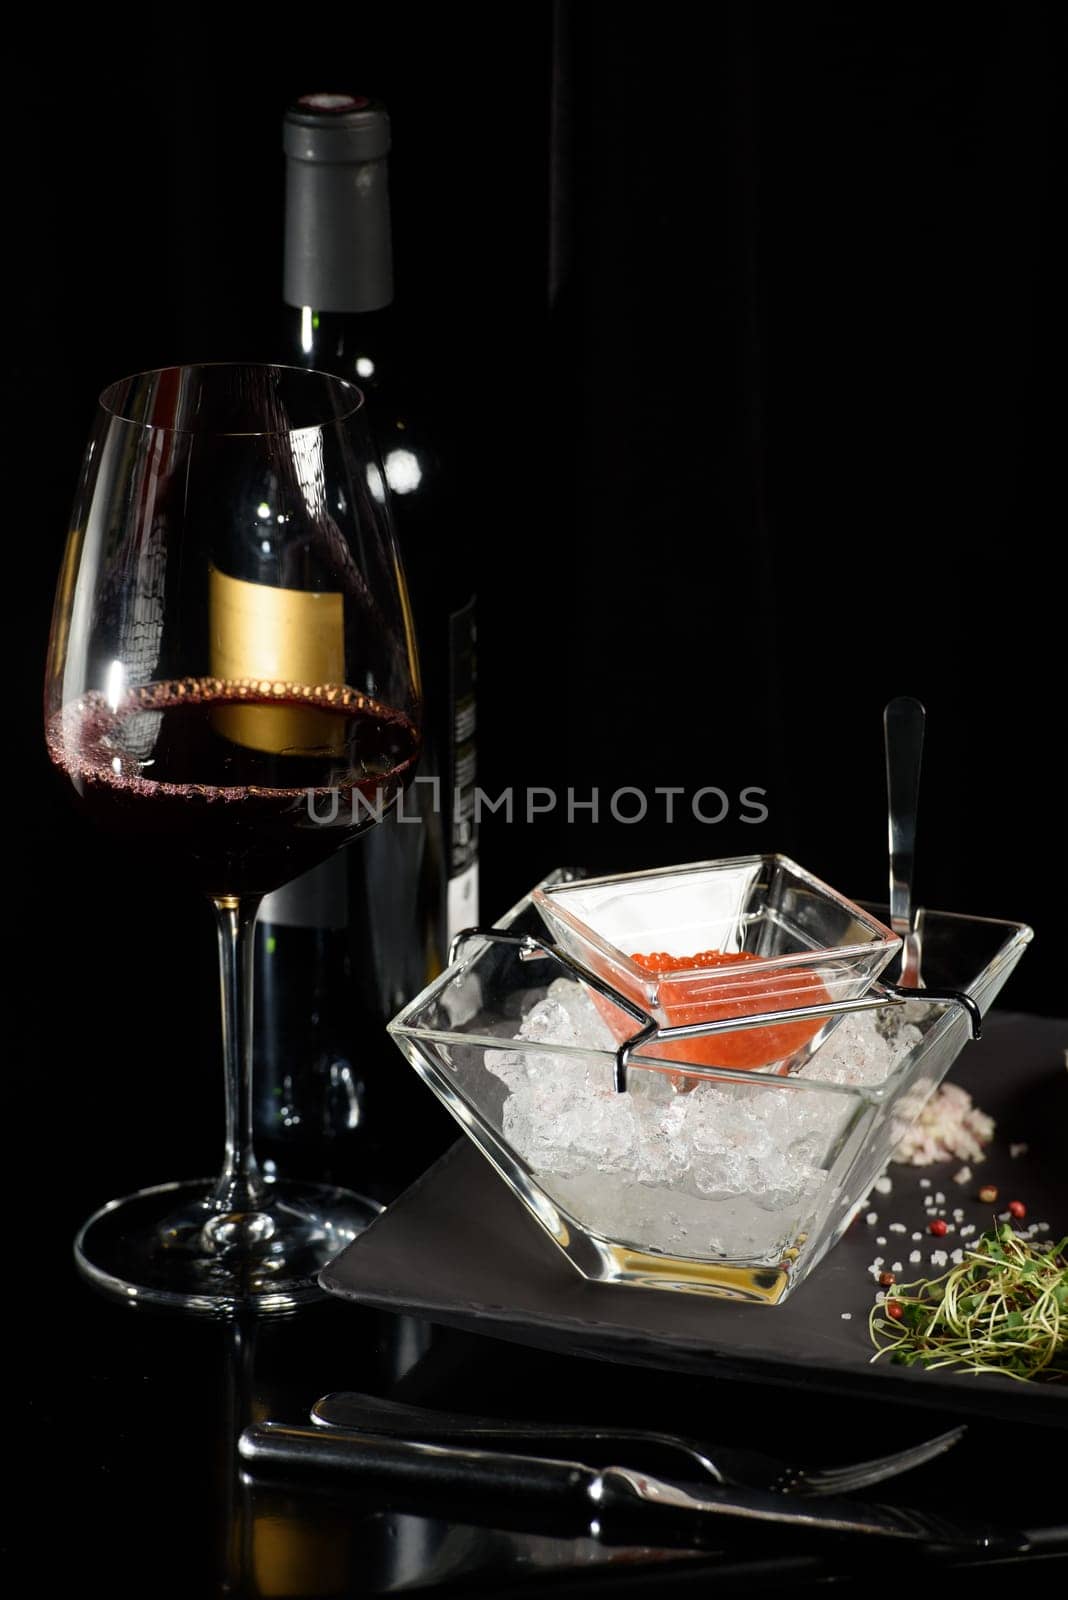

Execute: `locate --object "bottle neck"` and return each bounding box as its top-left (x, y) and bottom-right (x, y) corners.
top-left (285, 303), bottom-right (397, 387)
top-left (283, 144), bottom-right (393, 315)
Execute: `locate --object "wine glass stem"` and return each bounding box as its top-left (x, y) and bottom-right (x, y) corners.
top-left (211, 896), bottom-right (266, 1214)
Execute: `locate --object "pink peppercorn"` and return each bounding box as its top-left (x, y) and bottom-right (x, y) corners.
top-left (929, 1218), bottom-right (948, 1237)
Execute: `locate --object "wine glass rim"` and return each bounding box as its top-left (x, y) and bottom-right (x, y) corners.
top-left (97, 361), bottom-right (366, 435)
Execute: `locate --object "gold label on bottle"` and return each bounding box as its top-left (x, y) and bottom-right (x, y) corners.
top-left (208, 566), bottom-right (345, 754)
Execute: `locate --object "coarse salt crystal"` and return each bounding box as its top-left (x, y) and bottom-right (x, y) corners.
top-left (1038, 1222), bottom-right (1050, 1233)
top-left (875, 1176), bottom-right (893, 1195)
top-left (876, 1236), bottom-right (887, 1245)
top-left (919, 1178), bottom-right (931, 1188)
top-left (865, 1212), bottom-right (878, 1225)
top-left (889, 1223), bottom-right (907, 1233)
top-left (1010, 1143), bottom-right (1029, 1158)
top-left (952, 1209), bottom-right (965, 1221)
top-left (909, 1250), bottom-right (922, 1263)
top-left (911, 1232), bottom-right (922, 1241)
top-left (841, 1312), bottom-right (852, 1321)
top-left (930, 1250), bottom-right (948, 1267)
top-left (998, 1211), bottom-right (1011, 1221)
top-left (959, 1225), bottom-right (975, 1237)
top-left (953, 1165), bottom-right (972, 1185)
top-left (934, 1192), bottom-right (945, 1204)
top-left (951, 1249), bottom-right (964, 1264)
top-left (875, 1291), bottom-right (886, 1303)
top-left (891, 1261), bottom-right (903, 1273)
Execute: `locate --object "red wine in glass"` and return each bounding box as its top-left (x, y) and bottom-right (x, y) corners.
top-left (44, 363), bottom-right (423, 1313)
top-left (48, 678), bottom-right (420, 896)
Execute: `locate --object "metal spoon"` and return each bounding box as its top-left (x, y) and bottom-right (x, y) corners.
top-left (883, 696), bottom-right (926, 989)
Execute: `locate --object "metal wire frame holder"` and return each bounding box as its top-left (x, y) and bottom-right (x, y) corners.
top-left (447, 926), bottom-right (982, 1093)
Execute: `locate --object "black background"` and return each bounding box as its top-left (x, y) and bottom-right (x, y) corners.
top-left (14, 6), bottom-right (1066, 1204)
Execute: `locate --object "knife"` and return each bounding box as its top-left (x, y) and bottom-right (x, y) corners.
top-left (238, 1422), bottom-right (1026, 1555)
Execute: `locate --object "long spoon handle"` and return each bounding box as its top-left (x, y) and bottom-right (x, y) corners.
top-left (884, 696), bottom-right (926, 987)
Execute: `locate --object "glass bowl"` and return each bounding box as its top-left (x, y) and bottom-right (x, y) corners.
top-left (533, 855), bottom-right (900, 1075)
top-left (388, 873), bottom-right (1031, 1305)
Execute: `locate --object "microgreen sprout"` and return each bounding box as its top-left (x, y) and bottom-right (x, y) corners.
top-left (869, 1224), bottom-right (1067, 1383)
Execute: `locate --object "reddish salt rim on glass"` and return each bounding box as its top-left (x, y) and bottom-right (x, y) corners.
top-left (533, 855), bottom-right (901, 1076)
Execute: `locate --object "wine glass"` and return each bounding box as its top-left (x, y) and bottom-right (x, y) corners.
top-left (45, 364), bottom-right (422, 1313)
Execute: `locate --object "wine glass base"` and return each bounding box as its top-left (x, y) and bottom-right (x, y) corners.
top-left (74, 1177), bottom-right (381, 1315)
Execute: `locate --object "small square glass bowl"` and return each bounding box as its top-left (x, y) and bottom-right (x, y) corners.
top-left (533, 855), bottom-right (901, 1075)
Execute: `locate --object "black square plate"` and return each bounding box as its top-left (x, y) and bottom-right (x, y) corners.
top-left (321, 1013), bottom-right (1067, 1426)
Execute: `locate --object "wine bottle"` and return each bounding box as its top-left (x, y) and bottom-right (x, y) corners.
top-left (253, 92), bottom-right (477, 1180)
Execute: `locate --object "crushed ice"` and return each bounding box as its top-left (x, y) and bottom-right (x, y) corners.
top-left (484, 979), bottom-right (923, 1252)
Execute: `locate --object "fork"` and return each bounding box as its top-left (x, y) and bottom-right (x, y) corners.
top-left (311, 1391), bottom-right (965, 1498)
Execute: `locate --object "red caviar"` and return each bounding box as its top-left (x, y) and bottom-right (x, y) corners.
top-left (590, 948), bottom-right (831, 1076)
top-left (630, 950), bottom-right (765, 974)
